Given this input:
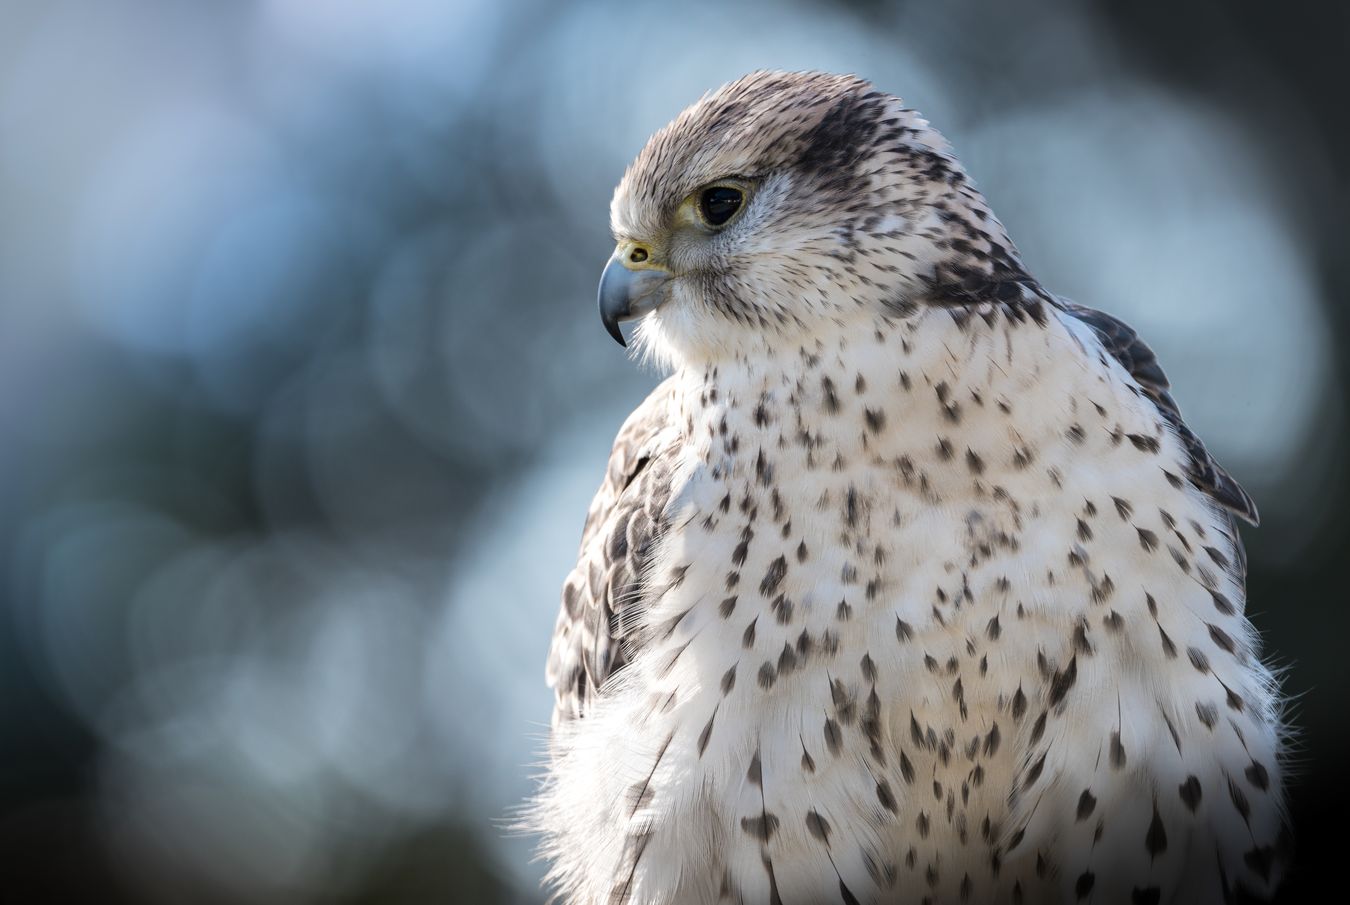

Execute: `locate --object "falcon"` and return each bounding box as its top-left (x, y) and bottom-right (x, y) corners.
top-left (535, 71), bottom-right (1288, 905)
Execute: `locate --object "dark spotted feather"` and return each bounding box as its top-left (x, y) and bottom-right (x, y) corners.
top-left (1060, 301), bottom-right (1259, 533)
top-left (546, 378), bottom-right (680, 725)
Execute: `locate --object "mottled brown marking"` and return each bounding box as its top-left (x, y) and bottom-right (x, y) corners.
top-left (760, 555), bottom-right (787, 597)
top-left (1076, 789), bottom-right (1096, 821)
top-left (805, 809), bottom-right (830, 842)
top-left (740, 813), bottom-right (780, 841)
top-left (1110, 731), bottom-right (1127, 769)
top-left (824, 717), bottom-right (842, 755)
top-left (1179, 775), bottom-right (1202, 812)
top-left (1145, 802), bottom-right (1167, 857)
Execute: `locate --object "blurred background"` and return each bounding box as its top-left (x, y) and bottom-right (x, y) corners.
top-left (0, 0), bottom-right (1345, 901)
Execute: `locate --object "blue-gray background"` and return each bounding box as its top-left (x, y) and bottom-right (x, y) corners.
top-left (1, 1), bottom-right (1345, 901)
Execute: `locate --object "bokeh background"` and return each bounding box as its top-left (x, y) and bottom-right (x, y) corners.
top-left (1, 0), bottom-right (1345, 902)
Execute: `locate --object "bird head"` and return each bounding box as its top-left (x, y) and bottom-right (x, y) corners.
top-left (599, 70), bottom-right (1023, 366)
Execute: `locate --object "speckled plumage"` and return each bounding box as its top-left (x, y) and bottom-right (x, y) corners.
top-left (536, 72), bottom-right (1287, 905)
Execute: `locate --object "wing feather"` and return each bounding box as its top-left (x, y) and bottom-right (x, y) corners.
top-left (546, 378), bottom-right (681, 725)
top-left (1060, 301), bottom-right (1258, 528)
top-left (926, 277), bottom-right (1257, 575)
top-left (926, 277), bottom-right (1258, 532)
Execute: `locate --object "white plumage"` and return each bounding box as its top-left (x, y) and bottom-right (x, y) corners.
top-left (535, 71), bottom-right (1287, 905)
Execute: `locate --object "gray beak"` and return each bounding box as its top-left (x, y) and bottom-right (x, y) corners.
top-left (598, 254), bottom-right (673, 347)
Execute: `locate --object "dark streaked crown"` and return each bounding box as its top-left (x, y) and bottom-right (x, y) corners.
top-left (619, 72), bottom-right (895, 222)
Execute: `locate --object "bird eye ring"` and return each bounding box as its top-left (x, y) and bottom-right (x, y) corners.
top-left (697, 185), bottom-right (745, 228)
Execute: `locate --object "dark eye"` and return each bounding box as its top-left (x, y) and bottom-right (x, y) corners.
top-left (699, 185), bottom-right (744, 227)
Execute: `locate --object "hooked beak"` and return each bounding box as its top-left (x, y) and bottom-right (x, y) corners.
top-left (598, 244), bottom-right (673, 347)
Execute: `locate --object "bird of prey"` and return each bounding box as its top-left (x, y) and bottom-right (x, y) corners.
top-left (535, 71), bottom-right (1288, 905)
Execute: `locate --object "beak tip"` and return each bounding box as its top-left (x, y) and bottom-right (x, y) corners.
top-left (598, 253), bottom-right (669, 349)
